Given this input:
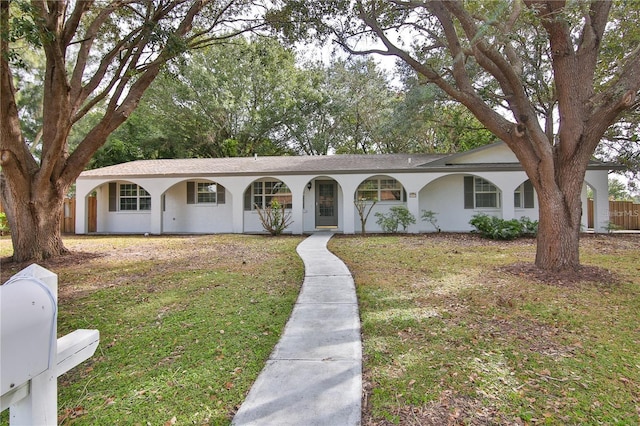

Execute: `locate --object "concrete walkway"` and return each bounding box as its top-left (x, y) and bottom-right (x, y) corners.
top-left (232, 232), bottom-right (362, 426)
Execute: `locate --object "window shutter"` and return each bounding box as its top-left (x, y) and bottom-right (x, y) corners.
top-left (109, 182), bottom-right (117, 211)
top-left (244, 187), bottom-right (251, 211)
top-left (187, 181), bottom-right (195, 204)
top-left (217, 185), bottom-right (225, 204)
top-left (524, 180), bottom-right (534, 208)
top-left (464, 176), bottom-right (474, 209)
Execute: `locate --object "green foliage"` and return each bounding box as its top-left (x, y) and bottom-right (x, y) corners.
top-left (380, 72), bottom-right (496, 154)
top-left (89, 138), bottom-right (143, 169)
top-left (2, 1), bottom-right (49, 68)
top-left (420, 210), bottom-right (440, 232)
top-left (608, 177), bottom-right (633, 201)
top-left (375, 206), bottom-right (416, 233)
top-left (103, 36), bottom-right (318, 161)
top-left (0, 213), bottom-right (10, 235)
top-left (325, 57), bottom-right (396, 154)
top-left (469, 213), bottom-right (538, 240)
top-left (604, 221), bottom-right (623, 233)
top-left (254, 200), bottom-right (293, 236)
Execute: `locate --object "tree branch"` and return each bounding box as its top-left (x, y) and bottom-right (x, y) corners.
top-left (62, 0), bottom-right (214, 183)
top-left (0, 1), bottom-right (40, 176)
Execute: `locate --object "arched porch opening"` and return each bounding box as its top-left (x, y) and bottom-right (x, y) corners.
top-left (88, 180), bottom-right (153, 234)
top-left (162, 179), bottom-right (231, 233)
top-left (243, 177), bottom-right (293, 233)
top-left (354, 175), bottom-right (408, 233)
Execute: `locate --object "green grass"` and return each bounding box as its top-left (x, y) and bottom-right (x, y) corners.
top-left (1, 233), bottom-right (638, 425)
top-left (329, 234), bottom-right (640, 425)
top-left (0, 235), bottom-right (304, 425)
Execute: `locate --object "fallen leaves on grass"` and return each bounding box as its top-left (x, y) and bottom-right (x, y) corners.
top-left (58, 406), bottom-right (88, 423)
top-left (362, 389), bottom-right (510, 426)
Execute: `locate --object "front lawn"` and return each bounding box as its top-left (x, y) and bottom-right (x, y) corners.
top-left (0, 235), bottom-right (304, 425)
top-left (1, 233), bottom-right (638, 425)
top-left (329, 233), bottom-right (640, 425)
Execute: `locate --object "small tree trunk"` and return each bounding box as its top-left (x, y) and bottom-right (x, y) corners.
top-left (534, 186), bottom-right (582, 271)
top-left (2, 184), bottom-right (68, 263)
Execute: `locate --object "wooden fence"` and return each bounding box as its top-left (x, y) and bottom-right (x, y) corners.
top-left (607, 200), bottom-right (640, 230)
top-left (587, 199), bottom-right (640, 230)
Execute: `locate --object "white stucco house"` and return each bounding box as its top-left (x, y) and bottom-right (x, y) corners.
top-left (74, 142), bottom-right (615, 235)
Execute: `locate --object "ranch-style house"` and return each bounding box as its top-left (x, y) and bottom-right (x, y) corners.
top-left (75, 142), bottom-right (616, 235)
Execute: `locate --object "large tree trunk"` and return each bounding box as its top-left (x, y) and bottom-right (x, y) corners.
top-left (0, 174), bottom-right (68, 263)
top-left (528, 140), bottom-right (587, 271)
top-left (534, 185), bottom-right (582, 271)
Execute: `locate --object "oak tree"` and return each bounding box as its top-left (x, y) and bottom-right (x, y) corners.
top-left (1, 0), bottom-right (263, 261)
top-left (272, 0), bottom-right (640, 271)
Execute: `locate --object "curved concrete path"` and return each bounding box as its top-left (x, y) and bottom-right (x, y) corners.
top-left (232, 232), bottom-right (362, 426)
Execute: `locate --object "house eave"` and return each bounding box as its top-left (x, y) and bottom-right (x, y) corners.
top-left (76, 162), bottom-right (623, 181)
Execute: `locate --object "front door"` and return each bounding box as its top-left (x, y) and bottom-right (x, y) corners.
top-left (315, 180), bottom-right (338, 227)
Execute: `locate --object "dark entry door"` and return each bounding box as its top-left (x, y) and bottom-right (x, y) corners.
top-left (315, 180), bottom-right (338, 227)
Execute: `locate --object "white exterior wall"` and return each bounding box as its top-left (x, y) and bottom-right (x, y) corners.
top-left (94, 180), bottom-right (152, 234)
top-left (162, 181), bottom-right (234, 233)
top-left (449, 143), bottom-right (518, 164)
top-left (419, 175), bottom-right (475, 232)
top-left (74, 149), bottom-right (611, 235)
top-left (417, 172), bottom-right (538, 232)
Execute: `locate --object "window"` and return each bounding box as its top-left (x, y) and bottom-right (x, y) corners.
top-left (464, 176), bottom-right (500, 209)
top-left (245, 180), bottom-right (292, 210)
top-left (109, 183), bottom-right (151, 211)
top-left (187, 181), bottom-right (226, 205)
top-left (514, 180), bottom-right (535, 208)
top-left (356, 177), bottom-right (405, 202)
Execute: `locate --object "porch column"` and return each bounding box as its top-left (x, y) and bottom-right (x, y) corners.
top-left (150, 192), bottom-right (163, 234)
top-left (229, 182), bottom-right (246, 234)
top-left (502, 189), bottom-right (515, 221)
top-left (406, 192), bottom-right (420, 233)
top-left (291, 185), bottom-right (304, 235)
top-left (341, 182), bottom-right (358, 234)
top-left (74, 181), bottom-right (93, 235)
top-left (595, 193), bottom-right (610, 233)
top-left (587, 172), bottom-right (609, 233)
top-left (75, 195), bottom-right (87, 234)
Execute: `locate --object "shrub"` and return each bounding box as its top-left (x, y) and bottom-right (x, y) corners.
top-left (421, 210), bottom-right (441, 232)
top-left (519, 216), bottom-right (538, 236)
top-left (469, 213), bottom-right (538, 240)
top-left (0, 212), bottom-right (9, 235)
top-left (254, 200), bottom-right (293, 235)
top-left (375, 206), bottom-right (416, 233)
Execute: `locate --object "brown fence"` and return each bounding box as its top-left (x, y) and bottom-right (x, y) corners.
top-left (608, 200), bottom-right (640, 230)
top-left (587, 199), bottom-right (640, 230)
top-left (0, 197), bottom-right (97, 234)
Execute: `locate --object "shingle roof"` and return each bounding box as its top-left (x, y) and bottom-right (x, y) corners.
top-left (78, 142), bottom-right (621, 179)
top-left (79, 153), bottom-right (448, 178)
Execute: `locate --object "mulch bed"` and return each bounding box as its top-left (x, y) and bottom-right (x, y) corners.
top-left (499, 262), bottom-right (621, 287)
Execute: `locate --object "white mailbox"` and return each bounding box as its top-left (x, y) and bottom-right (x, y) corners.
top-left (0, 265), bottom-right (57, 396)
